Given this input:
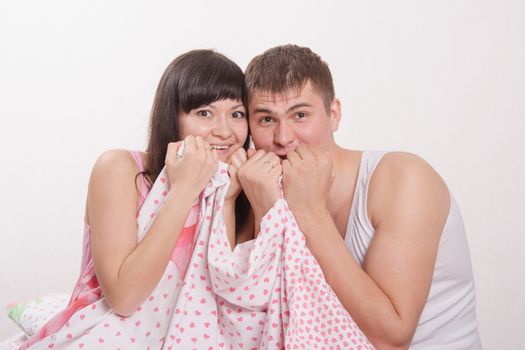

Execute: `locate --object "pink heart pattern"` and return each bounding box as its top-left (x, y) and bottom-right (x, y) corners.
top-left (17, 162), bottom-right (373, 349)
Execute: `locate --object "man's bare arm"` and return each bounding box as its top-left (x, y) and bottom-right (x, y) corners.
top-left (285, 151), bottom-right (449, 349)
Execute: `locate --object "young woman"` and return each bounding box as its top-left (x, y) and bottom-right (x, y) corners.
top-left (19, 49), bottom-right (253, 349)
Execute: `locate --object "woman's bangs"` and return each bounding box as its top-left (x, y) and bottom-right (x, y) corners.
top-left (179, 65), bottom-right (244, 113)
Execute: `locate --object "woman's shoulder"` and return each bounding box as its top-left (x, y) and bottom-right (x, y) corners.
top-left (90, 149), bottom-right (144, 182)
top-left (86, 150), bottom-right (147, 222)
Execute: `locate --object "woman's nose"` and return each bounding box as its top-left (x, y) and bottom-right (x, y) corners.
top-left (211, 117), bottom-right (233, 139)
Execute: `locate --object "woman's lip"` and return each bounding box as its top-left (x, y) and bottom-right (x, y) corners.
top-left (210, 145), bottom-right (231, 150)
top-left (211, 146), bottom-right (233, 161)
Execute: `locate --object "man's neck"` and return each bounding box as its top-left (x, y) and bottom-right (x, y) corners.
top-left (325, 145), bottom-right (363, 236)
top-left (328, 144), bottom-right (360, 176)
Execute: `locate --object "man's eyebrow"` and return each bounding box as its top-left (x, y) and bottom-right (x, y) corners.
top-left (253, 107), bottom-right (274, 114)
top-left (287, 103), bottom-right (313, 113)
top-left (253, 103), bottom-right (313, 115)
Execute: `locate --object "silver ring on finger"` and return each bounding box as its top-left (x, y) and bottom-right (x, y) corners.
top-left (263, 160), bottom-right (274, 169)
top-left (176, 141), bottom-right (186, 159)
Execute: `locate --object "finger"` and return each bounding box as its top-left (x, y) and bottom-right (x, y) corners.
top-left (280, 160), bottom-right (292, 191)
top-left (167, 141), bottom-right (183, 154)
top-left (173, 141), bottom-right (185, 161)
top-left (201, 139), bottom-right (212, 151)
top-left (286, 150), bottom-right (300, 166)
top-left (257, 153), bottom-right (282, 173)
top-left (209, 146), bottom-right (218, 165)
top-left (227, 146), bottom-right (245, 165)
top-left (194, 135), bottom-right (205, 151)
top-left (237, 148), bottom-right (248, 163)
top-left (295, 144), bottom-right (315, 162)
top-left (238, 149), bottom-right (267, 177)
top-left (203, 140), bottom-right (215, 161)
top-left (267, 153), bottom-right (281, 167)
top-left (235, 146), bottom-right (248, 159)
top-left (269, 164), bottom-right (283, 182)
top-left (282, 159), bottom-right (291, 172)
top-left (260, 153), bottom-right (281, 172)
top-left (231, 151), bottom-right (246, 169)
top-left (165, 141), bottom-right (183, 163)
top-left (227, 163), bottom-right (238, 178)
top-left (212, 148), bottom-right (218, 161)
top-left (225, 145), bottom-right (240, 164)
top-left (247, 148), bottom-right (258, 158)
top-left (270, 163), bottom-right (283, 175)
top-left (245, 149), bottom-right (267, 166)
top-left (184, 135), bottom-right (196, 152)
top-left (230, 144), bottom-right (242, 154)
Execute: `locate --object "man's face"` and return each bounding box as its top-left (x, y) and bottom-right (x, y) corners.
top-left (248, 81), bottom-right (340, 157)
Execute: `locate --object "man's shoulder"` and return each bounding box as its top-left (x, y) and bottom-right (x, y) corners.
top-left (366, 151), bottom-right (450, 231)
top-left (370, 151), bottom-right (449, 203)
top-left (341, 150), bottom-right (429, 175)
top-left (379, 151), bottom-right (427, 169)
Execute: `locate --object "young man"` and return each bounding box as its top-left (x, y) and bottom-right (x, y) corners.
top-left (236, 45), bottom-right (481, 349)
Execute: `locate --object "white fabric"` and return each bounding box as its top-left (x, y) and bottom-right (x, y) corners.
top-left (7, 294), bottom-right (70, 336)
top-left (12, 162), bottom-right (373, 349)
top-left (344, 151), bottom-right (482, 350)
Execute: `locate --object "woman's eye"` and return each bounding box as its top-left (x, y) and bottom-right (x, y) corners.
top-left (197, 110), bottom-right (211, 117)
top-left (232, 111), bottom-right (245, 119)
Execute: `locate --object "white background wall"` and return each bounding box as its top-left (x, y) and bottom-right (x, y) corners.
top-left (1, 0), bottom-right (523, 348)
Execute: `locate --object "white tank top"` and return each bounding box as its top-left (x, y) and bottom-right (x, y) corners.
top-left (344, 151), bottom-right (482, 349)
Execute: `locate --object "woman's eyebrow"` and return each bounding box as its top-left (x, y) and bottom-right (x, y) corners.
top-left (198, 103), bottom-right (217, 110)
top-left (230, 104), bottom-right (244, 110)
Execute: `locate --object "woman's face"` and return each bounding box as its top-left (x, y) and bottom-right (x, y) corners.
top-left (178, 98), bottom-right (248, 162)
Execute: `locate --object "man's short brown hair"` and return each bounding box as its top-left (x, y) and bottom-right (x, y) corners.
top-left (244, 44), bottom-right (335, 111)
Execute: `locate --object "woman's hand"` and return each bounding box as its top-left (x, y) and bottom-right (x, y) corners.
top-left (165, 135), bottom-right (218, 200)
top-left (225, 146), bottom-right (249, 201)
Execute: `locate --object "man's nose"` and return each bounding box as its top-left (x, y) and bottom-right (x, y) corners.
top-left (274, 122), bottom-right (295, 147)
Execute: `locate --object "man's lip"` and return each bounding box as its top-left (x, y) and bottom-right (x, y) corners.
top-left (272, 150), bottom-right (289, 157)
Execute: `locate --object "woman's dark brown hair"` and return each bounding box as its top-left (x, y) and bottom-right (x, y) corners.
top-left (141, 49), bottom-right (250, 231)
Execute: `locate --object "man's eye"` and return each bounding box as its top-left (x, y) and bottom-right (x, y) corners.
top-left (260, 116), bottom-right (273, 124)
top-left (232, 111), bottom-right (245, 119)
top-left (296, 112), bottom-right (307, 119)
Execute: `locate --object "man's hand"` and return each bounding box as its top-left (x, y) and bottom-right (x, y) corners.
top-left (282, 144), bottom-right (334, 226)
top-left (237, 149), bottom-right (282, 226)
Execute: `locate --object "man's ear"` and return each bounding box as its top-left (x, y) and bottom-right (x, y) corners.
top-left (329, 98), bottom-right (342, 132)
